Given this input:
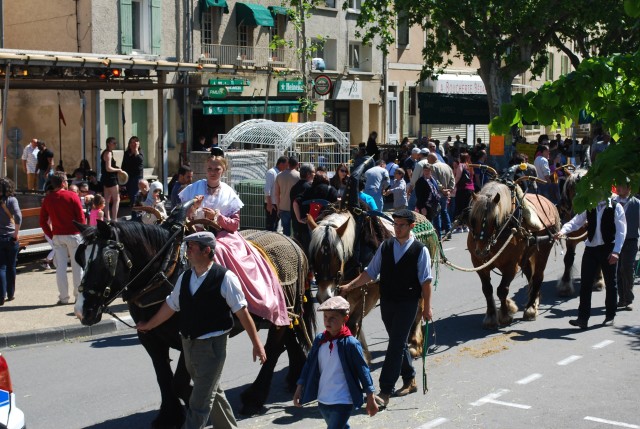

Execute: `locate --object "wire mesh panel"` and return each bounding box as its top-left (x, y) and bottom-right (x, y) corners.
top-left (217, 120), bottom-right (350, 229)
top-left (235, 180), bottom-right (266, 230)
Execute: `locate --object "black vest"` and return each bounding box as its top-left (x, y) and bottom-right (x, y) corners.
top-left (586, 201), bottom-right (617, 244)
top-left (179, 264), bottom-right (234, 339)
top-left (379, 238), bottom-right (424, 301)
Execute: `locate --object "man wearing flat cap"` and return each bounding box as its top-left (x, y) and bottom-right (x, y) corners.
top-left (137, 231), bottom-right (266, 429)
top-left (340, 208), bottom-right (433, 408)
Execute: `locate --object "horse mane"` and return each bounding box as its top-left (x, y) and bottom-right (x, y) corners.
top-left (309, 211), bottom-right (356, 263)
top-left (81, 221), bottom-right (171, 262)
top-left (469, 181), bottom-right (512, 228)
top-left (561, 168), bottom-right (587, 204)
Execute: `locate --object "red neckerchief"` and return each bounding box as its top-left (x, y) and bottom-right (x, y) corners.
top-left (319, 326), bottom-right (352, 354)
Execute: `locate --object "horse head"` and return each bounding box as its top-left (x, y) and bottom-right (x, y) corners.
top-left (558, 168), bottom-right (586, 222)
top-left (307, 211), bottom-right (356, 303)
top-left (73, 220), bottom-right (135, 326)
top-left (468, 182), bottom-right (513, 259)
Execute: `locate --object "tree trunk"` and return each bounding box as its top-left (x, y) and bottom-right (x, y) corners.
top-left (478, 60), bottom-right (515, 121)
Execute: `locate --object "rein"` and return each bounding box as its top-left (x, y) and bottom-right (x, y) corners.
top-left (97, 224), bottom-right (184, 313)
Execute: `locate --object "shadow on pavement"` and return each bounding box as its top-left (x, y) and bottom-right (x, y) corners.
top-left (86, 332), bottom-right (141, 348)
top-left (82, 410), bottom-right (156, 428)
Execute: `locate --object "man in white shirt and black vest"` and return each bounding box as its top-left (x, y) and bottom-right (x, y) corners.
top-left (339, 209), bottom-right (433, 408)
top-left (555, 198), bottom-right (626, 329)
top-left (137, 231), bottom-right (266, 429)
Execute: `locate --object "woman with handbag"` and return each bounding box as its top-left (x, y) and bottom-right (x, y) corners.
top-left (454, 153), bottom-right (475, 231)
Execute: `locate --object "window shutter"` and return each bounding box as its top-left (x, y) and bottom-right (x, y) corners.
top-left (120, 0), bottom-right (133, 54)
top-left (151, 0), bottom-right (162, 55)
top-left (402, 87), bottom-right (409, 138)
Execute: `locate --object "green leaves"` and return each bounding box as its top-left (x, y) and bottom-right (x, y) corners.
top-left (624, 0), bottom-right (640, 17)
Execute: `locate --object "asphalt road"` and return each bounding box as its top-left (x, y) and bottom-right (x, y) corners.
top-left (4, 232), bottom-right (640, 429)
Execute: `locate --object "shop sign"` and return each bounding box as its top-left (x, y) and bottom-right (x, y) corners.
top-left (209, 78), bottom-right (250, 86)
top-left (226, 85), bottom-right (244, 93)
top-left (278, 80), bottom-right (305, 93)
top-left (314, 74), bottom-right (332, 96)
top-left (203, 103), bottom-right (301, 115)
top-left (208, 86), bottom-right (228, 98)
top-left (334, 80), bottom-right (362, 100)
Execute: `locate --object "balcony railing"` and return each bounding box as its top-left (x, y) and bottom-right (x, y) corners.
top-left (201, 44), bottom-right (299, 69)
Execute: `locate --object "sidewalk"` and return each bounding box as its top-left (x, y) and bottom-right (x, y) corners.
top-left (0, 256), bottom-right (133, 349)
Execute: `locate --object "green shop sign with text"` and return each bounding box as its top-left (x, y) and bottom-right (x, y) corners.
top-left (278, 80), bottom-right (305, 93)
top-left (209, 78), bottom-right (250, 86)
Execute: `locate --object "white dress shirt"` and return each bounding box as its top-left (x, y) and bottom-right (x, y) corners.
top-left (559, 199), bottom-right (627, 254)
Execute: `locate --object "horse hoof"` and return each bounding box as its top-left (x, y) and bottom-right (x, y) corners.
top-left (409, 346), bottom-right (422, 359)
top-left (482, 317), bottom-right (498, 330)
top-left (239, 404), bottom-right (266, 416)
top-left (523, 309), bottom-right (537, 321)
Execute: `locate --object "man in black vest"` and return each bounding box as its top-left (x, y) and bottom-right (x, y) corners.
top-left (137, 231), bottom-right (266, 429)
top-left (339, 209), bottom-right (433, 408)
top-left (555, 199), bottom-right (626, 329)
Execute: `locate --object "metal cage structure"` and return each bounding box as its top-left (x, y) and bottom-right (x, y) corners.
top-left (218, 120), bottom-right (351, 230)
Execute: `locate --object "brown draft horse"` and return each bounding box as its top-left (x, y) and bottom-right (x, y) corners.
top-left (467, 181), bottom-right (560, 329)
top-left (556, 168), bottom-right (604, 296)
top-left (307, 207), bottom-right (440, 359)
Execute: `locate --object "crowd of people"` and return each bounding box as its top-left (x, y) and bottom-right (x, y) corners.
top-left (3, 127), bottom-right (637, 429)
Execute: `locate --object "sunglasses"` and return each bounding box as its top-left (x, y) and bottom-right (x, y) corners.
top-left (339, 169), bottom-right (348, 173)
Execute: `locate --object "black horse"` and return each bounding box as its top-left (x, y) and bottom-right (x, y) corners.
top-left (73, 205), bottom-right (314, 427)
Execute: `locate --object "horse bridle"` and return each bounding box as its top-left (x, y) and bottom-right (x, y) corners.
top-left (79, 225), bottom-right (133, 308)
top-left (315, 224), bottom-right (346, 285)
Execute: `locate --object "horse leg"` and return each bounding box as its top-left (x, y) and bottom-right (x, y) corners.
top-left (284, 329), bottom-right (307, 392)
top-left (240, 325), bottom-right (287, 416)
top-left (138, 332), bottom-right (185, 429)
top-left (173, 351), bottom-right (192, 408)
top-left (408, 298), bottom-right (424, 359)
top-left (557, 241), bottom-right (576, 297)
top-left (479, 269), bottom-right (498, 329)
top-left (497, 269), bottom-right (518, 326)
top-left (524, 246), bottom-right (553, 320)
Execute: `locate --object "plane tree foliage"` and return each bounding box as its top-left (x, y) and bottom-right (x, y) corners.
top-left (491, 0), bottom-right (640, 212)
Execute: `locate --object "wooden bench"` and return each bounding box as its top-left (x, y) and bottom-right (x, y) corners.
top-left (18, 207), bottom-right (48, 252)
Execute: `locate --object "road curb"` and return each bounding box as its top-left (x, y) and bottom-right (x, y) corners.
top-left (0, 315), bottom-right (134, 349)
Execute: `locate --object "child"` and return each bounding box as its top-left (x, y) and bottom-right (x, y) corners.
top-left (135, 179), bottom-right (149, 207)
top-left (383, 168), bottom-right (408, 210)
top-left (293, 296), bottom-right (378, 428)
top-left (89, 194), bottom-right (105, 226)
top-left (141, 181), bottom-right (167, 225)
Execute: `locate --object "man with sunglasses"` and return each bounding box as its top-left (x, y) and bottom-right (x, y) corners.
top-left (339, 209), bottom-right (433, 408)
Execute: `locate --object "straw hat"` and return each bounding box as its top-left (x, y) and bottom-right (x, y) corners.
top-left (117, 170), bottom-right (129, 185)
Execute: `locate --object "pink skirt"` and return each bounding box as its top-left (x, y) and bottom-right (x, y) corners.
top-left (214, 230), bottom-right (290, 326)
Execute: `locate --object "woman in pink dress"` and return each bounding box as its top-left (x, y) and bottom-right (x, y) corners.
top-left (179, 155), bottom-right (289, 326)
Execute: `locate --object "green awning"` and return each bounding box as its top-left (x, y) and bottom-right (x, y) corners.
top-left (199, 0), bottom-right (229, 14)
top-left (268, 6), bottom-right (291, 17)
top-left (203, 99), bottom-right (300, 115)
top-left (236, 2), bottom-right (274, 27)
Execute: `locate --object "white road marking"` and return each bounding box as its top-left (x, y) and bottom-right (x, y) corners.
top-left (516, 373), bottom-right (542, 385)
top-left (557, 355), bottom-right (582, 366)
top-left (487, 399), bottom-right (531, 410)
top-left (415, 417), bottom-right (449, 428)
top-left (584, 416), bottom-right (640, 428)
top-left (592, 340), bottom-right (614, 349)
top-left (470, 389), bottom-right (509, 406)
top-left (443, 247), bottom-right (456, 251)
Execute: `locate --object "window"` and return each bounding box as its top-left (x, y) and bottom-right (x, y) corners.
top-left (311, 39), bottom-right (325, 60)
top-left (409, 86), bottom-right (417, 116)
top-left (348, 42), bottom-right (371, 71)
top-left (237, 25), bottom-right (253, 59)
top-left (324, 0), bottom-right (336, 7)
top-left (347, 0), bottom-right (361, 12)
top-left (397, 11), bottom-right (409, 46)
top-left (545, 52), bottom-right (554, 81)
top-left (561, 55), bottom-right (570, 75)
top-left (270, 16), bottom-right (284, 59)
top-left (120, 0), bottom-right (161, 55)
top-left (202, 8), bottom-right (221, 45)
top-left (349, 43), bottom-right (360, 69)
